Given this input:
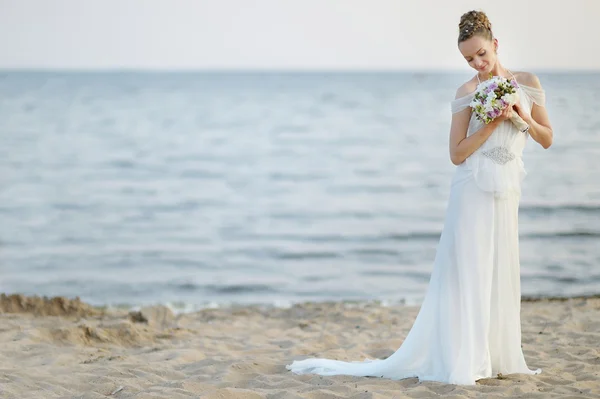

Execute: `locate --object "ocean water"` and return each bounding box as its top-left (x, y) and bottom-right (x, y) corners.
top-left (0, 71), bottom-right (599, 311)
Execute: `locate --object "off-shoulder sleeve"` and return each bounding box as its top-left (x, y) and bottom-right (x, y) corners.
top-left (520, 84), bottom-right (546, 107)
top-left (450, 93), bottom-right (474, 114)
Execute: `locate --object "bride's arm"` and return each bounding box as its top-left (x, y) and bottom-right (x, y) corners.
top-left (449, 90), bottom-right (509, 165)
top-left (514, 73), bottom-right (553, 149)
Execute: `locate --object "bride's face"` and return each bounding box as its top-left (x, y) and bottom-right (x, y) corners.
top-left (458, 36), bottom-right (498, 75)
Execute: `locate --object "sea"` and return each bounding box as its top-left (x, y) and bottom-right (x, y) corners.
top-left (0, 71), bottom-right (598, 312)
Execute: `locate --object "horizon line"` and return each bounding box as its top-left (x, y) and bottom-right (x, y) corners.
top-left (1, 67), bottom-right (599, 74)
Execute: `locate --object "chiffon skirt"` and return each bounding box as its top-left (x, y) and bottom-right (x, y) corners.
top-left (286, 163), bottom-right (541, 385)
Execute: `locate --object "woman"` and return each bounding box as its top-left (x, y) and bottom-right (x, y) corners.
top-left (286, 10), bottom-right (553, 385)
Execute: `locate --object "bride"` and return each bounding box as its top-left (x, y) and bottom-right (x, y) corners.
top-left (286, 10), bottom-right (553, 385)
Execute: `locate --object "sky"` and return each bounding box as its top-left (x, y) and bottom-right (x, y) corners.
top-left (0, 0), bottom-right (598, 71)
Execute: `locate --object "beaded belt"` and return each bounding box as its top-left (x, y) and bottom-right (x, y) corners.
top-left (481, 146), bottom-right (515, 165)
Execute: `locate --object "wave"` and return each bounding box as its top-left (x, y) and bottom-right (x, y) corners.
top-left (273, 251), bottom-right (341, 260)
top-left (520, 204), bottom-right (600, 214)
top-left (246, 232), bottom-right (441, 243)
top-left (171, 283), bottom-right (279, 294)
top-left (268, 204), bottom-right (600, 222)
top-left (248, 230), bottom-right (598, 244)
top-left (522, 231), bottom-right (600, 239)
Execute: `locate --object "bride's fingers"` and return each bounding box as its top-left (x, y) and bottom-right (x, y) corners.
top-left (513, 103), bottom-right (524, 116)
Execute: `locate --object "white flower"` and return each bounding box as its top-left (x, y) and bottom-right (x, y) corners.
top-left (501, 92), bottom-right (519, 105)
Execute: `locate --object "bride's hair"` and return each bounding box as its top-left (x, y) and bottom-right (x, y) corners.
top-left (458, 10), bottom-right (493, 43)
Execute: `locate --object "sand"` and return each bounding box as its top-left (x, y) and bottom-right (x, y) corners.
top-left (0, 293), bottom-right (599, 399)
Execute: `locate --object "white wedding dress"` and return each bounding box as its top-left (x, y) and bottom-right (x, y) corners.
top-left (286, 75), bottom-right (546, 385)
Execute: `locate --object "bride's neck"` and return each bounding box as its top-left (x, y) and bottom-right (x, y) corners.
top-left (480, 62), bottom-right (509, 80)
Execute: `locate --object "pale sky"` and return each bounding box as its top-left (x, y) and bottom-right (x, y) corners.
top-left (0, 0), bottom-right (598, 71)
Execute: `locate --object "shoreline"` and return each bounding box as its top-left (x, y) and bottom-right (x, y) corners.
top-left (3, 292), bottom-right (600, 316)
top-left (1, 293), bottom-right (599, 398)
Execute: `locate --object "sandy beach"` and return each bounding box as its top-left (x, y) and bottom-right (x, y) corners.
top-left (1, 294), bottom-right (599, 398)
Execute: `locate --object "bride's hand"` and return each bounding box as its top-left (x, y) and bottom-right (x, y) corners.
top-left (512, 102), bottom-right (531, 123)
top-left (494, 106), bottom-right (514, 123)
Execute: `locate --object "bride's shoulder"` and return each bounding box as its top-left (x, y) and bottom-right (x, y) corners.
top-left (455, 77), bottom-right (479, 99)
top-left (513, 71), bottom-right (542, 88)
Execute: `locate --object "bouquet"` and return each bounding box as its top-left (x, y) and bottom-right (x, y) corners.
top-left (470, 75), bottom-right (528, 131)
